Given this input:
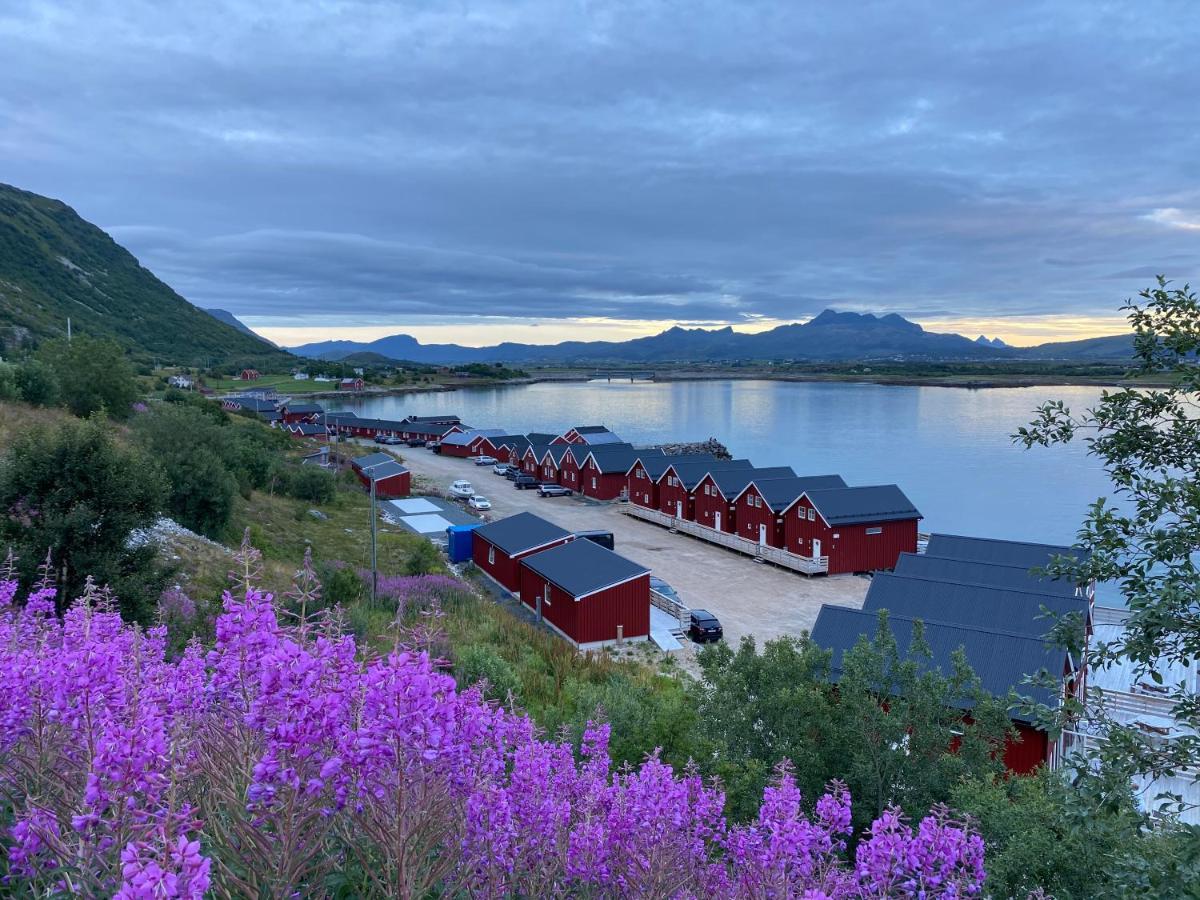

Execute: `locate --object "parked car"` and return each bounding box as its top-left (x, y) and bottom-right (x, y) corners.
top-left (505, 468), bottom-right (524, 481)
top-left (468, 495), bottom-right (492, 510)
top-left (513, 474), bottom-right (539, 490)
top-left (537, 484), bottom-right (572, 497)
top-left (649, 576), bottom-right (681, 605)
top-left (473, 455), bottom-right (498, 466)
top-left (687, 609), bottom-right (723, 643)
top-left (373, 433), bottom-right (389, 444)
top-left (574, 530), bottom-right (614, 550)
top-left (379, 436), bottom-right (404, 445)
top-left (428, 441), bottom-right (442, 453)
top-left (448, 480), bottom-right (475, 498)
top-left (493, 463), bottom-right (512, 475)
top-left (406, 438), bottom-right (427, 448)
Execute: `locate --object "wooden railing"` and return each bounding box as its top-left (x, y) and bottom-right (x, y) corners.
top-left (624, 505), bottom-right (829, 575)
top-left (650, 589), bottom-right (689, 628)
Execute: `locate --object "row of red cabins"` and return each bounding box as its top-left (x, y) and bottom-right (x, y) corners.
top-left (470, 512), bottom-right (651, 649)
top-left (466, 426), bottom-right (924, 576)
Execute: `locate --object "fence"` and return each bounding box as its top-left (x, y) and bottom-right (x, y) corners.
top-left (623, 505), bottom-right (829, 575)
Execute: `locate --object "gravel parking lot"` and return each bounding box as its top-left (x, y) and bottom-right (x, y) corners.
top-left (391, 444), bottom-right (869, 646)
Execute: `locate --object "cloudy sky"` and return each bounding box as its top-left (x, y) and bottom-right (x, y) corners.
top-left (4, 1), bottom-right (1198, 347)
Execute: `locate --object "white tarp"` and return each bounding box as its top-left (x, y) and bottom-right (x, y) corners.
top-left (401, 513), bottom-right (454, 534)
top-left (390, 498), bottom-right (440, 515)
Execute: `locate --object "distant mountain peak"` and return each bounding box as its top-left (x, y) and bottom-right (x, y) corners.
top-left (975, 335), bottom-right (1010, 348)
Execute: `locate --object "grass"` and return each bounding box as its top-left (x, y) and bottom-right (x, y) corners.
top-left (0, 400), bottom-right (83, 447)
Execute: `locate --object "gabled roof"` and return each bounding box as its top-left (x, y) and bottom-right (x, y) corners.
top-left (327, 410), bottom-right (357, 419)
top-left (488, 435), bottom-right (530, 451)
top-left (524, 442), bottom-right (552, 461)
top-left (569, 425), bottom-right (610, 435)
top-left (565, 442), bottom-right (633, 466)
top-left (230, 397), bottom-right (278, 412)
top-left (519, 538), bottom-right (649, 598)
top-left (580, 431), bottom-right (625, 445)
top-left (351, 452), bottom-right (394, 470)
top-left (290, 423), bottom-right (328, 436)
top-left (526, 432), bottom-right (559, 445)
top-left (707, 466), bottom-right (796, 499)
top-left (660, 458), bottom-right (752, 489)
top-left (441, 428), bottom-right (506, 447)
top-left (282, 402), bottom-right (324, 415)
top-left (627, 452), bottom-right (713, 479)
top-left (893, 553), bottom-right (1084, 598)
top-left (800, 485), bottom-right (921, 525)
top-left (365, 460), bottom-right (409, 480)
top-left (584, 445), bottom-right (659, 474)
top-left (403, 414), bottom-right (461, 424)
top-left (539, 445), bottom-right (573, 466)
top-left (863, 573), bottom-right (1090, 639)
top-left (925, 534), bottom-right (1089, 570)
top-left (809, 605), bottom-right (1063, 717)
top-left (474, 512), bottom-right (573, 556)
top-left (734, 474), bottom-right (849, 510)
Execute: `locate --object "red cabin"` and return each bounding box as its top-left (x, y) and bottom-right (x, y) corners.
top-left (575, 445), bottom-right (644, 500)
top-left (472, 512), bottom-right (575, 592)
top-left (517, 538), bottom-right (651, 648)
top-left (729, 475), bottom-right (849, 549)
top-left (337, 377), bottom-right (365, 391)
top-left (784, 485), bottom-right (920, 574)
top-left (279, 402), bottom-right (324, 424)
top-left (624, 453), bottom-right (712, 510)
top-left (657, 459), bottom-right (753, 520)
top-left (357, 459), bottom-right (410, 499)
top-left (692, 466), bottom-right (798, 534)
top-left (238, 369), bottom-right (261, 381)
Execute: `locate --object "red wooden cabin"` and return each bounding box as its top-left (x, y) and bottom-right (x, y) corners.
top-left (784, 485), bottom-right (920, 574)
top-left (472, 512), bottom-right (575, 592)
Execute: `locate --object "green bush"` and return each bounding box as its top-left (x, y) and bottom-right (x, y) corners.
top-left (14, 359), bottom-right (59, 407)
top-left (284, 466), bottom-right (336, 504)
top-left (39, 337), bottom-right (139, 419)
top-left (453, 644), bottom-right (521, 701)
top-left (321, 565), bottom-right (366, 607)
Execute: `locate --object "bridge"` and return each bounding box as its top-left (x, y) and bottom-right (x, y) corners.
top-left (588, 371), bottom-right (656, 382)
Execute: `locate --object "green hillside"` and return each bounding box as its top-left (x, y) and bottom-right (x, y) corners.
top-left (0, 183), bottom-right (292, 368)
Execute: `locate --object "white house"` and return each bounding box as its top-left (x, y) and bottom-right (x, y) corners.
top-left (168, 375), bottom-right (193, 389)
top-left (293, 371), bottom-right (310, 381)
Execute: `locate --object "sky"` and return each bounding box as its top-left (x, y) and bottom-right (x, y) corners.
top-left (3, 1), bottom-right (1199, 348)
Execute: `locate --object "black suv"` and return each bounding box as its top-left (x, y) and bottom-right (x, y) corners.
top-left (513, 474), bottom-right (539, 490)
top-left (688, 610), bottom-right (723, 643)
top-left (574, 530), bottom-right (614, 550)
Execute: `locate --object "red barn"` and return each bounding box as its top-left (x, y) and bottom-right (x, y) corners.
top-left (337, 377), bottom-right (365, 391)
top-left (351, 451), bottom-right (395, 475)
top-left (731, 475), bottom-right (849, 549)
top-left (518, 538), bottom-right (651, 648)
top-left (692, 466), bottom-right (797, 533)
top-left (575, 445), bottom-right (644, 500)
top-left (279, 402), bottom-right (324, 424)
top-left (657, 459), bottom-right (752, 519)
top-left (440, 429), bottom-right (505, 458)
top-left (356, 459), bottom-right (410, 499)
top-left (238, 369), bottom-right (261, 380)
top-left (472, 512), bottom-right (575, 592)
top-left (784, 485), bottom-right (920, 574)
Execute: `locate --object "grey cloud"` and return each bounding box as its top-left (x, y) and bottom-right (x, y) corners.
top-left (4, 0), bottom-right (1200, 331)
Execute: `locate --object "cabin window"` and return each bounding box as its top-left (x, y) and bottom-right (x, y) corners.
top-left (807, 509), bottom-right (816, 521)
top-left (487, 547), bottom-right (495, 565)
top-left (866, 526), bottom-right (883, 535)
top-left (591, 477), bottom-right (597, 489)
top-left (543, 585), bottom-right (551, 606)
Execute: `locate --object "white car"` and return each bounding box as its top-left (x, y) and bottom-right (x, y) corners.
top-left (473, 455), bottom-right (498, 466)
top-left (493, 463), bottom-right (512, 475)
top-left (449, 480), bottom-right (475, 498)
top-left (468, 495), bottom-right (492, 511)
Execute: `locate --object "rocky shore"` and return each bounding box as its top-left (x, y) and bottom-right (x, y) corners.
top-left (660, 437), bottom-right (732, 460)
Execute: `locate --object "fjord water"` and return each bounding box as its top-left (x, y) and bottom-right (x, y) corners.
top-left (342, 380), bottom-right (1112, 545)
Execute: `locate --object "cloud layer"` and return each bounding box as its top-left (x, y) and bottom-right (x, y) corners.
top-left (3, 1), bottom-right (1199, 340)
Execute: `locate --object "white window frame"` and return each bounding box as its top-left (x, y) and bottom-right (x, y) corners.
top-left (543, 584), bottom-right (552, 606)
top-left (487, 546), bottom-right (495, 565)
top-left (866, 526), bottom-right (883, 535)
top-left (808, 508), bottom-right (815, 521)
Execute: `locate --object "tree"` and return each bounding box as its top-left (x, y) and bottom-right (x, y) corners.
top-left (1016, 278), bottom-right (1200, 821)
top-left (0, 417), bottom-right (167, 621)
top-left (0, 363), bottom-right (18, 401)
top-left (695, 620), bottom-right (1011, 831)
top-left (39, 337), bottom-right (139, 419)
top-left (13, 359), bottom-right (59, 407)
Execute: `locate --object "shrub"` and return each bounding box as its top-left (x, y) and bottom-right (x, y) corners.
top-left (283, 465), bottom-right (336, 504)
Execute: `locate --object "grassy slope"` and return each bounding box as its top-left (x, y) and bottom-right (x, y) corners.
top-left (0, 182), bottom-right (292, 368)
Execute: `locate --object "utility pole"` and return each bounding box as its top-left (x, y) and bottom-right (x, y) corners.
top-left (369, 471), bottom-right (378, 608)
top-left (66, 317), bottom-right (72, 342)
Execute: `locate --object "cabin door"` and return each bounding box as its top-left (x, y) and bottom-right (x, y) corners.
top-left (812, 538), bottom-right (822, 560)
top-left (758, 524), bottom-right (767, 546)
top-left (675, 500), bottom-right (683, 518)
top-left (714, 511), bottom-right (722, 531)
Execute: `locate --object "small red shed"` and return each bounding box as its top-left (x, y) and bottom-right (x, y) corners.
top-left (784, 485), bottom-right (920, 574)
top-left (576, 444), bottom-right (643, 500)
top-left (337, 377), bottom-right (365, 391)
top-left (472, 512), bottom-right (575, 592)
top-left (518, 538), bottom-right (651, 648)
top-left (357, 459), bottom-right (410, 499)
top-left (238, 369), bottom-right (261, 380)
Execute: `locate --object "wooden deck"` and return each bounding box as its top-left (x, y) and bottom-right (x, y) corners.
top-left (624, 505), bottom-right (829, 575)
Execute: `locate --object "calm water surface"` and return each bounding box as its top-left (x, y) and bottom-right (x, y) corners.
top-left (338, 380), bottom-right (1113, 546)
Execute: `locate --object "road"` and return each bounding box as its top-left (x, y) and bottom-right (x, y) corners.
top-left (393, 444), bottom-right (869, 647)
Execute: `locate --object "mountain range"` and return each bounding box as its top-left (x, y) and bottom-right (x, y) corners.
top-left (0, 183), bottom-right (291, 366)
top-left (289, 310), bottom-right (1133, 365)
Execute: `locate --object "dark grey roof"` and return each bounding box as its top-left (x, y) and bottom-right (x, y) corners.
top-left (491, 435), bottom-right (530, 451)
top-left (365, 460), bottom-right (409, 479)
top-left (351, 452), bottom-right (394, 470)
top-left (587, 445), bottom-right (658, 474)
top-left (570, 425), bottom-right (610, 435)
top-left (580, 431), bottom-right (625, 445)
top-left (524, 443), bottom-right (552, 460)
top-left (290, 423), bottom-right (328, 436)
top-left (261, 411), bottom-right (282, 422)
top-left (863, 573), bottom-right (1089, 639)
top-left (519, 538), bottom-right (649, 598)
top-left (283, 402), bottom-right (324, 414)
top-left (926, 534), bottom-right (1089, 570)
top-left (327, 409), bottom-right (357, 418)
top-left (526, 432), bottom-right (558, 444)
top-left (474, 512), bottom-right (573, 556)
top-left (231, 397), bottom-right (277, 412)
top-left (894, 553), bottom-right (1084, 597)
top-left (708, 466), bottom-right (796, 499)
top-left (538, 444), bottom-right (572, 465)
top-left (629, 452), bottom-right (712, 479)
top-left (567, 442), bottom-right (633, 466)
top-left (663, 458), bottom-right (752, 489)
top-left (329, 413), bottom-right (450, 435)
top-left (403, 414), bottom-right (461, 424)
top-left (743, 474), bottom-right (848, 511)
top-left (810, 605), bottom-right (1062, 717)
top-left (803, 485), bottom-right (921, 524)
